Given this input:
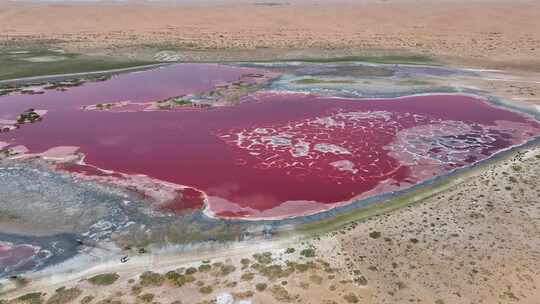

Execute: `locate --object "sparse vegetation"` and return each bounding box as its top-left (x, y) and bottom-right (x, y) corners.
top-left (13, 292), bottom-right (45, 304)
top-left (46, 287), bottom-right (82, 304)
top-left (293, 78), bottom-right (356, 85)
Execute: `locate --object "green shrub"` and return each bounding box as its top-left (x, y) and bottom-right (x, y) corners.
top-left (240, 258), bottom-right (251, 267)
top-left (80, 295), bottom-right (95, 304)
top-left (344, 293), bottom-right (359, 303)
top-left (241, 272), bottom-right (255, 281)
top-left (253, 252), bottom-right (273, 265)
top-left (220, 265), bottom-right (236, 276)
top-left (131, 285), bottom-right (142, 295)
top-left (369, 231), bottom-right (381, 239)
top-left (300, 248), bottom-right (316, 258)
top-left (198, 264), bottom-right (211, 272)
top-left (199, 286), bottom-right (213, 294)
top-left (255, 283), bottom-right (267, 291)
top-left (139, 271), bottom-right (164, 287)
top-left (185, 267), bottom-right (197, 275)
top-left (138, 293), bottom-right (154, 303)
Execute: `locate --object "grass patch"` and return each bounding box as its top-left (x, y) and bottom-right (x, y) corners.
top-left (87, 273), bottom-right (119, 286)
top-left (292, 78), bottom-right (356, 85)
top-left (12, 292), bottom-right (45, 304)
top-left (0, 48), bottom-right (156, 81)
top-left (285, 54), bottom-right (434, 65)
top-left (397, 79), bottom-right (434, 86)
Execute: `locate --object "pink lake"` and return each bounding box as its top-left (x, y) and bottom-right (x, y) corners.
top-left (1, 64), bottom-right (539, 220)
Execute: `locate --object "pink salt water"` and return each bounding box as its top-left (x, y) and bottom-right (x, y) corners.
top-left (1, 64), bottom-right (539, 220)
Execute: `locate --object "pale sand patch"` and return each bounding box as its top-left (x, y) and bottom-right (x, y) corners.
top-left (204, 195), bottom-right (333, 220)
top-left (8, 145), bottom-right (29, 155)
top-left (0, 119), bottom-right (16, 125)
top-left (22, 56), bottom-right (68, 63)
top-left (39, 146), bottom-right (80, 161)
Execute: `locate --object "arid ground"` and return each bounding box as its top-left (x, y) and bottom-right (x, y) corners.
top-left (1, 1), bottom-right (540, 304)
top-left (1, 0), bottom-right (540, 70)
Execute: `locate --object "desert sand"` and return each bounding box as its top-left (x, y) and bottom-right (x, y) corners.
top-left (1, 0), bottom-right (540, 71)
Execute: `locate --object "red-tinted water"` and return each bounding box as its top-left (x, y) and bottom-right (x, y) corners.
top-left (0, 243), bottom-right (38, 272)
top-left (1, 64), bottom-right (539, 219)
